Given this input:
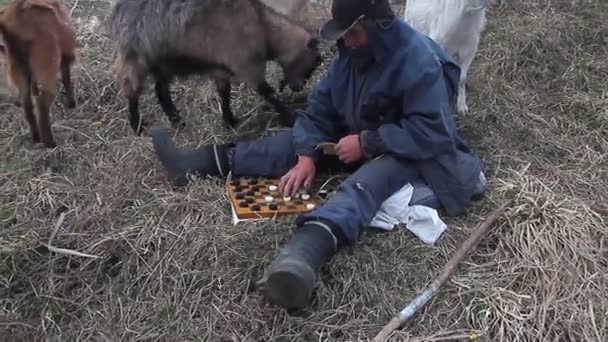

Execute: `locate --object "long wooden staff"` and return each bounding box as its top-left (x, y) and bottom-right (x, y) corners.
top-left (372, 198), bottom-right (513, 342)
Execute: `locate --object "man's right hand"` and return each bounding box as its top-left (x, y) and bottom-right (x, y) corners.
top-left (279, 155), bottom-right (316, 197)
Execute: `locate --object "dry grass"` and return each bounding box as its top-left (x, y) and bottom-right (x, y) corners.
top-left (1, 0), bottom-right (607, 341)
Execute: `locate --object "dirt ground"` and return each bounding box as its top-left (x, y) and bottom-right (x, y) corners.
top-left (1, 0), bottom-right (607, 341)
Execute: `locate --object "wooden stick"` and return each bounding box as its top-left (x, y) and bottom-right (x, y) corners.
top-left (372, 198), bottom-right (513, 342)
top-left (45, 244), bottom-right (101, 259)
top-left (47, 210), bottom-right (100, 259)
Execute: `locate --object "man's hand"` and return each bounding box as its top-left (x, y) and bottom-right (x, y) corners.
top-left (335, 134), bottom-right (363, 163)
top-left (280, 155), bottom-right (316, 197)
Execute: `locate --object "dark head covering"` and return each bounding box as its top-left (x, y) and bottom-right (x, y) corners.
top-left (319, 0), bottom-right (395, 42)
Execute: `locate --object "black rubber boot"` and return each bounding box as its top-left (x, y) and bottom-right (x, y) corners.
top-left (150, 127), bottom-right (229, 186)
top-left (258, 222), bottom-right (338, 310)
top-left (471, 171), bottom-right (488, 202)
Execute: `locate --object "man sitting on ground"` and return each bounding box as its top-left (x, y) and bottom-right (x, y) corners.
top-left (149, 0), bottom-right (487, 310)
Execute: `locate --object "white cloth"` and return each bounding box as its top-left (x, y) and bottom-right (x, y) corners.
top-left (369, 183), bottom-right (447, 245)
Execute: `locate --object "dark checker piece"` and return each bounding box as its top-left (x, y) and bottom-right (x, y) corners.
top-left (246, 189), bottom-right (255, 196)
top-left (239, 201), bottom-right (248, 208)
top-left (236, 192), bottom-right (245, 199)
top-left (269, 203), bottom-right (278, 210)
top-left (248, 179), bottom-right (258, 185)
top-left (251, 204), bottom-right (261, 211)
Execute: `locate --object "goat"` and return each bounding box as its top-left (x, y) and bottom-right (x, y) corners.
top-left (105, 0), bottom-right (323, 135)
top-left (258, 0), bottom-right (317, 96)
top-left (0, 0), bottom-right (77, 148)
top-left (259, 0), bottom-right (310, 19)
top-left (403, 0), bottom-right (499, 115)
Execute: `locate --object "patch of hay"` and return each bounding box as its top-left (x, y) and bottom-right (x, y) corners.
top-left (1, 0), bottom-right (607, 341)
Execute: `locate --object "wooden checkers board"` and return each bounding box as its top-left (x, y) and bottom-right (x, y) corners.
top-left (227, 177), bottom-right (320, 220)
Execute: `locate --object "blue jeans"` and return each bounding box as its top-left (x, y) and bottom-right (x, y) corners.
top-left (231, 130), bottom-right (439, 246)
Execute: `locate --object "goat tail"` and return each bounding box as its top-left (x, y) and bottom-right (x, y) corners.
top-left (0, 23), bottom-right (35, 95)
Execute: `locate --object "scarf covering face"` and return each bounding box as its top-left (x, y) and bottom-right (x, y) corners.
top-left (338, 18), bottom-right (394, 70)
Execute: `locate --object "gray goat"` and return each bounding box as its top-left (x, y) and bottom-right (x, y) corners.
top-left (106, 0), bottom-right (323, 134)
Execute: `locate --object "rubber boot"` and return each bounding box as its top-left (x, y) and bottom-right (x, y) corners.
top-left (150, 127), bottom-right (229, 186)
top-left (258, 222), bottom-right (338, 310)
top-left (471, 171), bottom-right (488, 202)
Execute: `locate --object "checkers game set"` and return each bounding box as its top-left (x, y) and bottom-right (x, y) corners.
top-left (226, 176), bottom-right (331, 221)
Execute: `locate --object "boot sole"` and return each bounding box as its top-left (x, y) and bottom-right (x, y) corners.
top-left (262, 259), bottom-right (315, 310)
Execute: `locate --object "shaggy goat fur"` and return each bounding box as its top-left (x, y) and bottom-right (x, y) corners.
top-left (0, 0), bottom-right (77, 148)
top-left (259, 0), bottom-right (311, 19)
top-left (106, 0), bottom-right (323, 134)
top-left (403, 0), bottom-right (499, 115)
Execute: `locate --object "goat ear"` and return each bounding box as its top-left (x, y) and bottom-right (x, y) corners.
top-left (307, 37), bottom-right (319, 50)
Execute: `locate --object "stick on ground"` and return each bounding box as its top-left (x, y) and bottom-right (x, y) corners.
top-left (372, 198), bottom-right (514, 342)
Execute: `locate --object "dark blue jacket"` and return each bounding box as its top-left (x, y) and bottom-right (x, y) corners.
top-left (292, 18), bottom-right (484, 216)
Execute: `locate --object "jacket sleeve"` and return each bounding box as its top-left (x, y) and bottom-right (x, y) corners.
top-left (360, 61), bottom-right (459, 160)
top-left (292, 60), bottom-right (343, 160)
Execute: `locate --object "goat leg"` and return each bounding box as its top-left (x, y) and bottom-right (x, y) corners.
top-left (35, 89), bottom-right (57, 148)
top-left (127, 94), bottom-right (146, 135)
top-left (118, 67), bottom-right (147, 135)
top-left (215, 78), bottom-right (236, 128)
top-left (60, 57), bottom-right (76, 109)
top-left (21, 84), bottom-right (40, 143)
top-left (256, 81), bottom-right (295, 127)
top-left (154, 77), bottom-right (185, 129)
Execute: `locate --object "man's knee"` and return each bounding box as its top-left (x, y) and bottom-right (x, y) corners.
top-left (296, 157), bottom-right (419, 246)
top-left (346, 155), bottom-right (419, 199)
top-left (295, 179), bottom-right (377, 246)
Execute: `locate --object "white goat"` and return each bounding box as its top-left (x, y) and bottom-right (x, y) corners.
top-left (403, 0), bottom-right (499, 115)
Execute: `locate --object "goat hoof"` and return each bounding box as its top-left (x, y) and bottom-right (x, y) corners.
top-left (44, 141), bottom-right (57, 149)
top-left (65, 99), bottom-right (76, 109)
top-left (170, 119), bottom-right (186, 129)
top-left (132, 127), bottom-right (146, 136)
top-left (60, 90), bottom-right (76, 108)
top-left (131, 120), bottom-right (149, 135)
top-left (457, 101), bottom-right (469, 115)
top-left (223, 118), bottom-right (237, 129)
top-left (457, 107), bottom-right (470, 115)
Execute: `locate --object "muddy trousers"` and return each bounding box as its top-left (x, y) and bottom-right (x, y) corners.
top-left (228, 130), bottom-right (432, 247)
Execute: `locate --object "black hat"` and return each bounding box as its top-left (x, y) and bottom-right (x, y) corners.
top-left (319, 0), bottom-right (395, 42)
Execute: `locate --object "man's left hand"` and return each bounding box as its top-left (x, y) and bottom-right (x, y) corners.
top-left (335, 134), bottom-right (363, 163)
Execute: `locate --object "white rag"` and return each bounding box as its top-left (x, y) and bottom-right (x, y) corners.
top-left (369, 183), bottom-right (447, 245)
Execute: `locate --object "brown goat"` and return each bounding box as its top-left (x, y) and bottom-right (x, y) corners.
top-left (0, 0), bottom-right (77, 148)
